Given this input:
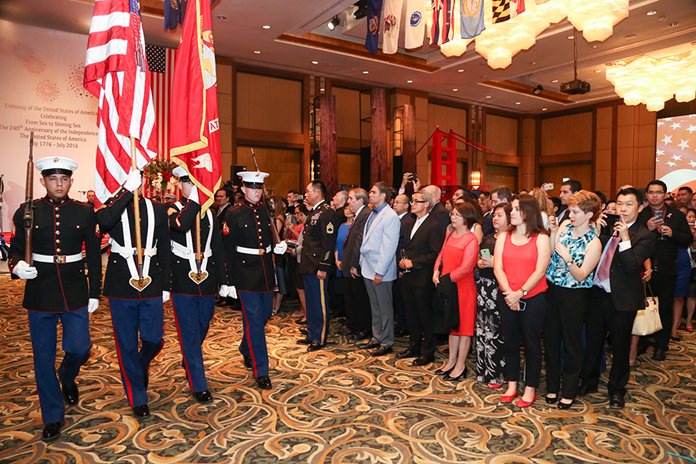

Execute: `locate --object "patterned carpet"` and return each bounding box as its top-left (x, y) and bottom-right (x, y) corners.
top-left (0, 274), bottom-right (695, 463)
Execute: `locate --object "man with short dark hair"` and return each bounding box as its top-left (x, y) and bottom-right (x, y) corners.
top-left (482, 186), bottom-right (512, 235)
top-left (557, 179), bottom-right (583, 224)
top-left (677, 186), bottom-right (693, 205)
top-left (581, 187), bottom-right (655, 408)
top-left (298, 180), bottom-right (339, 352)
top-left (478, 191), bottom-right (492, 216)
top-left (637, 179), bottom-right (692, 360)
top-left (9, 156), bottom-right (101, 441)
top-left (358, 182), bottom-right (401, 356)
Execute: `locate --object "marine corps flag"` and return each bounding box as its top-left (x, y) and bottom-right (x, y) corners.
top-left (169, 0), bottom-right (222, 213)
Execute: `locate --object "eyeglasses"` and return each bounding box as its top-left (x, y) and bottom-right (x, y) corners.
top-left (410, 200), bottom-right (428, 204)
top-left (647, 190), bottom-right (665, 195)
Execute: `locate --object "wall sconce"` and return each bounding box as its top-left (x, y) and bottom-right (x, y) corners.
top-left (392, 106), bottom-right (404, 157)
top-left (470, 170), bottom-right (482, 190)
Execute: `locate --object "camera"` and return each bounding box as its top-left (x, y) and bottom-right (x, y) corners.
top-left (408, 173), bottom-right (418, 182)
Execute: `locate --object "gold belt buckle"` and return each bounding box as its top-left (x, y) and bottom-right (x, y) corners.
top-left (259, 248), bottom-right (265, 256)
top-left (54, 255), bottom-right (66, 264)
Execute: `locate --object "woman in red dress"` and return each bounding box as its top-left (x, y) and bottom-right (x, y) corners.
top-left (433, 202), bottom-right (480, 381)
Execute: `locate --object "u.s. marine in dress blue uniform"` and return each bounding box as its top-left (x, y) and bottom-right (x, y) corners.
top-left (222, 171), bottom-right (286, 390)
top-left (299, 180), bottom-right (339, 352)
top-left (8, 156), bottom-right (101, 442)
top-left (167, 167), bottom-right (225, 403)
top-left (96, 170), bottom-right (170, 418)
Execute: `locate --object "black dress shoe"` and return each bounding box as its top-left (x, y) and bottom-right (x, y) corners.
top-left (194, 390), bottom-right (214, 403)
top-left (243, 355), bottom-right (252, 369)
top-left (133, 404), bottom-right (150, 418)
top-left (296, 338), bottom-right (312, 345)
top-left (62, 383), bottom-right (79, 406)
top-left (307, 343), bottom-right (324, 352)
top-left (358, 341), bottom-right (381, 350)
top-left (545, 394), bottom-right (558, 404)
top-left (255, 376), bottom-right (272, 390)
top-left (578, 383), bottom-right (598, 396)
top-left (396, 349), bottom-right (419, 359)
top-left (412, 356), bottom-right (434, 366)
top-left (41, 421), bottom-right (64, 442)
top-left (443, 367), bottom-right (467, 381)
top-left (371, 346), bottom-right (393, 357)
top-left (609, 393), bottom-right (625, 409)
top-left (558, 399), bottom-right (576, 410)
top-left (653, 348), bottom-right (667, 361)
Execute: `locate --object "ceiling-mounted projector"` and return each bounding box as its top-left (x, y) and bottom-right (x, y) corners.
top-left (560, 79), bottom-right (591, 95)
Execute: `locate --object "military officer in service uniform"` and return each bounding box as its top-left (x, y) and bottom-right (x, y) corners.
top-left (9, 156), bottom-right (101, 441)
top-left (222, 171), bottom-right (286, 390)
top-left (298, 180), bottom-right (339, 352)
top-left (96, 169), bottom-right (170, 418)
top-left (168, 167), bottom-right (227, 403)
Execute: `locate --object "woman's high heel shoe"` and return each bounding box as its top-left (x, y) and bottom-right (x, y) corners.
top-left (434, 366), bottom-right (454, 376)
top-left (515, 394), bottom-right (537, 408)
top-left (443, 367), bottom-right (467, 382)
top-left (499, 391), bottom-right (519, 403)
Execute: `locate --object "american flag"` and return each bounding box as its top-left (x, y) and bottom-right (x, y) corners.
top-left (655, 114), bottom-right (696, 192)
top-left (146, 44), bottom-right (175, 161)
top-left (84, 0), bottom-right (157, 205)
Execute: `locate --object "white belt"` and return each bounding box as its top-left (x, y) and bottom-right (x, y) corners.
top-left (110, 241), bottom-right (157, 258)
top-left (236, 245), bottom-right (271, 256)
top-left (171, 241), bottom-right (213, 259)
top-left (33, 252), bottom-right (83, 264)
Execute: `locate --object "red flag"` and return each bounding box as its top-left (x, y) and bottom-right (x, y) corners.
top-left (169, 0), bottom-right (222, 213)
top-left (84, 0), bottom-right (157, 205)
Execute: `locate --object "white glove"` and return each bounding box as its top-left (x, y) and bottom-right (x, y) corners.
top-left (13, 260), bottom-right (38, 279)
top-left (188, 185), bottom-right (199, 204)
top-left (124, 169), bottom-right (142, 192)
top-left (162, 291), bottom-right (171, 303)
top-left (273, 241), bottom-right (288, 255)
top-left (88, 298), bottom-right (99, 313)
top-left (219, 285), bottom-right (238, 299)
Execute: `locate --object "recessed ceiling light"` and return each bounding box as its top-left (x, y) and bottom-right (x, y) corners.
top-left (217, 15), bottom-right (227, 20)
top-left (551, 79), bottom-right (559, 83)
top-left (515, 102), bottom-right (521, 105)
top-left (320, 88), bottom-right (325, 92)
top-left (541, 108), bottom-right (548, 111)
top-left (452, 88), bottom-right (459, 92)
top-left (362, 70), bottom-right (369, 74)
top-left (262, 25), bottom-right (271, 29)
top-left (311, 60), bottom-right (319, 65)
top-left (646, 10), bottom-right (657, 16)
top-left (567, 35), bottom-right (575, 40)
top-left (485, 95), bottom-right (492, 99)
top-left (667, 22), bottom-right (679, 28)
top-left (594, 69), bottom-right (602, 73)
top-left (253, 50), bottom-right (261, 54)
top-left (406, 79), bottom-right (413, 84)
top-left (457, 69), bottom-right (464, 73)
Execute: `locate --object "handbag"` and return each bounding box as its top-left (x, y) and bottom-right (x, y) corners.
top-left (632, 283), bottom-right (662, 336)
top-left (432, 232), bottom-right (460, 334)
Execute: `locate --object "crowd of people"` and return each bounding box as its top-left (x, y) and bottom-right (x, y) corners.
top-left (8, 156), bottom-right (696, 442)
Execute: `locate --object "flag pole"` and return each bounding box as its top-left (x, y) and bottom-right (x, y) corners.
top-left (130, 137), bottom-right (145, 284)
top-left (194, 214), bottom-right (202, 276)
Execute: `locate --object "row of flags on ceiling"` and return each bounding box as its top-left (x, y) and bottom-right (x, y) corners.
top-left (365, 0), bottom-right (525, 55)
top-left (83, 0), bottom-right (221, 213)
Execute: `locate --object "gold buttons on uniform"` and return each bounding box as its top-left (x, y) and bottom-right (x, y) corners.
top-left (56, 230), bottom-right (61, 235)
top-left (56, 248), bottom-right (62, 253)
top-left (56, 222), bottom-right (60, 226)
top-left (56, 239), bottom-right (61, 244)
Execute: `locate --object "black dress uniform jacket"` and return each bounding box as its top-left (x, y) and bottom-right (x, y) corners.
top-left (299, 201), bottom-right (339, 275)
top-left (168, 199), bottom-right (225, 296)
top-left (222, 199), bottom-right (276, 292)
top-left (97, 189), bottom-right (171, 299)
top-left (9, 196), bottom-right (101, 313)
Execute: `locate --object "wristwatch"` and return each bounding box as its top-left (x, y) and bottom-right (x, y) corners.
top-left (521, 289), bottom-right (528, 297)
top-left (566, 259), bottom-right (574, 267)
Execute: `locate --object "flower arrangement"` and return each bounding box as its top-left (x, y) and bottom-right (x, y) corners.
top-left (144, 159), bottom-right (178, 198)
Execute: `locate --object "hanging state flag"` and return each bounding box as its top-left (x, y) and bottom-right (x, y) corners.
top-left (381, 0), bottom-right (403, 54)
top-left (510, 0), bottom-right (525, 18)
top-left (441, 0), bottom-right (455, 43)
top-left (460, 0), bottom-right (485, 39)
top-left (404, 0), bottom-right (426, 49)
top-left (429, 0), bottom-right (442, 45)
top-left (169, 0), bottom-right (222, 213)
top-left (365, 0), bottom-right (384, 54)
top-left (84, 0), bottom-right (158, 205)
top-left (492, 0), bottom-right (511, 23)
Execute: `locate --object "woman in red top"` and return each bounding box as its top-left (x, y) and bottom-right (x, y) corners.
top-left (493, 195), bottom-right (551, 408)
top-left (433, 202), bottom-right (480, 381)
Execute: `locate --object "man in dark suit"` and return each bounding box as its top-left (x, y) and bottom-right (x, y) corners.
top-left (342, 188), bottom-right (372, 339)
top-left (556, 179), bottom-right (582, 224)
top-left (421, 185), bottom-right (449, 233)
top-left (637, 179), bottom-right (692, 360)
top-left (580, 187), bottom-right (656, 409)
top-left (482, 186), bottom-right (512, 236)
top-left (396, 190), bottom-right (446, 365)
